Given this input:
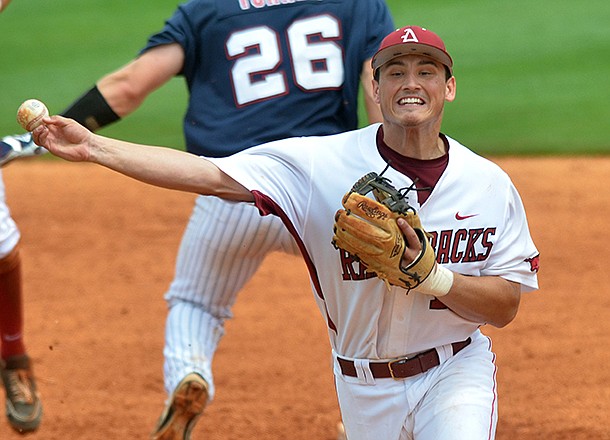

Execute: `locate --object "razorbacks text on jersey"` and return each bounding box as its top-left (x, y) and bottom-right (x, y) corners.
top-left (210, 124), bottom-right (540, 358)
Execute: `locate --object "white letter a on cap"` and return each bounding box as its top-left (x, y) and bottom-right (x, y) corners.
top-left (401, 28), bottom-right (419, 43)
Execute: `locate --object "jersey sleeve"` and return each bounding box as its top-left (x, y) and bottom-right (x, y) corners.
top-left (482, 180), bottom-right (539, 292)
top-left (207, 138), bottom-right (312, 227)
top-left (362, 0), bottom-right (396, 61)
top-left (139, 1), bottom-right (204, 77)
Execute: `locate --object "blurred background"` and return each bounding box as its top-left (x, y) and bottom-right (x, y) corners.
top-left (1, 0), bottom-right (609, 155)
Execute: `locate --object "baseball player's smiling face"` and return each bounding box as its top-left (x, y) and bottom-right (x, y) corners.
top-left (374, 54), bottom-right (455, 131)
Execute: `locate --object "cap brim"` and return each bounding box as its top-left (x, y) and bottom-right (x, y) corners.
top-left (372, 44), bottom-right (453, 73)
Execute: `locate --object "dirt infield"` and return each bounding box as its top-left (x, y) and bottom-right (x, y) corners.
top-left (1, 157), bottom-right (609, 440)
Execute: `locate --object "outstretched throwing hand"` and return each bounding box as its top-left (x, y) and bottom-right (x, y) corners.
top-left (32, 116), bottom-right (93, 163)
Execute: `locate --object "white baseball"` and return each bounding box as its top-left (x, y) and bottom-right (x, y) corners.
top-left (17, 99), bottom-right (49, 132)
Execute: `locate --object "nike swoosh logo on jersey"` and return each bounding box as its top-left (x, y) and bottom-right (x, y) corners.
top-left (455, 212), bottom-right (479, 220)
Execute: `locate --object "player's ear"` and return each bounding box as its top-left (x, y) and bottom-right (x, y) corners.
top-left (373, 78), bottom-right (381, 105)
top-left (445, 76), bottom-right (456, 102)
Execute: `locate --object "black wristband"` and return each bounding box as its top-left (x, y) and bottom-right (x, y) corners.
top-left (61, 86), bottom-right (120, 131)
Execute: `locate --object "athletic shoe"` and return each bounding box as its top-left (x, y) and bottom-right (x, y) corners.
top-left (0, 355), bottom-right (43, 433)
top-left (151, 373), bottom-right (209, 440)
top-left (0, 133), bottom-right (47, 166)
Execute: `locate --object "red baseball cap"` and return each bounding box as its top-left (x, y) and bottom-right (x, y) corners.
top-left (372, 26), bottom-right (453, 74)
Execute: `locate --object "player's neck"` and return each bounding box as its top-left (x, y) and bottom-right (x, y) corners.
top-left (381, 124), bottom-right (445, 160)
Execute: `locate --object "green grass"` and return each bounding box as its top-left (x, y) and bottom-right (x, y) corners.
top-left (1, 0), bottom-right (609, 155)
top-left (0, 0), bottom-right (188, 149)
top-left (384, 0), bottom-right (610, 154)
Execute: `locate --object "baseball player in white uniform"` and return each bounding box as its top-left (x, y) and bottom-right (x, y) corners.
top-left (34, 25), bottom-right (539, 440)
top-left (0, 4), bottom-right (44, 433)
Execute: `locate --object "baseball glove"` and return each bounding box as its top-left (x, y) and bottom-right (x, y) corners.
top-left (332, 172), bottom-right (437, 290)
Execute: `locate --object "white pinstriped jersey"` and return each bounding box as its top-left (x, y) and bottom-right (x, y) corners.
top-left (209, 124), bottom-right (539, 360)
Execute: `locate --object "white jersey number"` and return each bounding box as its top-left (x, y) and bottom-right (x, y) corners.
top-left (226, 15), bottom-right (344, 107)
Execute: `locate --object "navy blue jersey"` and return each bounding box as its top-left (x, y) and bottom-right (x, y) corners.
top-left (142, 0), bottom-right (394, 157)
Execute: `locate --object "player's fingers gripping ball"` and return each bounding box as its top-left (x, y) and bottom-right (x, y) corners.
top-left (17, 99), bottom-right (49, 132)
top-left (332, 172), bottom-right (452, 296)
